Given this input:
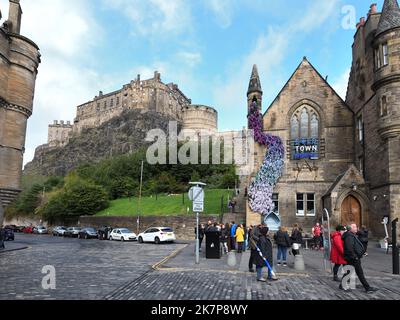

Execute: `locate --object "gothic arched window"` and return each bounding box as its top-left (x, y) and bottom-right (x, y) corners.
top-left (290, 105), bottom-right (320, 139)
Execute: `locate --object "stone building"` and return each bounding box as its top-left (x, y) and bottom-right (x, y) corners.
top-left (0, 1), bottom-right (41, 218)
top-left (45, 71), bottom-right (218, 148)
top-left (246, 0), bottom-right (400, 237)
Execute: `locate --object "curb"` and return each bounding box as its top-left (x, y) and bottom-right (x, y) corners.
top-left (0, 246), bottom-right (29, 254)
top-left (152, 244), bottom-right (189, 270)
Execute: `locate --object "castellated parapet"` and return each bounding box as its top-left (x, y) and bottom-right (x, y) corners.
top-left (44, 71), bottom-right (219, 148)
top-left (0, 0), bottom-right (41, 207)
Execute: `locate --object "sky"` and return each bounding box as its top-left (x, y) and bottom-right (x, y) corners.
top-left (0, 0), bottom-right (387, 166)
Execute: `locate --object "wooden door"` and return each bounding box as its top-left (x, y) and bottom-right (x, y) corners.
top-left (341, 195), bottom-right (361, 227)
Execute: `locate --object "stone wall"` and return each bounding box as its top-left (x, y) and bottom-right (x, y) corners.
top-left (78, 215), bottom-right (220, 241)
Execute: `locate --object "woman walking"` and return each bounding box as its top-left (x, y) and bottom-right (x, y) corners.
top-left (274, 226), bottom-right (291, 266)
top-left (220, 223), bottom-right (229, 254)
top-left (254, 227), bottom-right (277, 282)
top-left (330, 225), bottom-right (347, 282)
top-left (290, 224), bottom-right (303, 256)
top-left (235, 224), bottom-right (245, 253)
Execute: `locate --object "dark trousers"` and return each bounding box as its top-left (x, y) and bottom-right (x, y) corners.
top-left (292, 249), bottom-right (300, 256)
top-left (237, 242), bottom-right (244, 253)
top-left (249, 250), bottom-right (256, 270)
top-left (199, 237), bottom-right (204, 250)
top-left (341, 259), bottom-right (370, 290)
top-left (333, 264), bottom-right (342, 277)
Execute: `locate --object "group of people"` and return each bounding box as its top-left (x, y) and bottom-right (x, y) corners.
top-left (330, 222), bottom-right (377, 293)
top-left (195, 221), bottom-right (247, 254)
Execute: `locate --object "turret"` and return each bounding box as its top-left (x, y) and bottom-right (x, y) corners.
top-left (372, 0), bottom-right (400, 139)
top-left (247, 65), bottom-right (263, 128)
top-left (7, 0), bottom-right (22, 34)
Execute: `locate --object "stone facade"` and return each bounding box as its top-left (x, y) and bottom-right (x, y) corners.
top-left (45, 72), bottom-right (218, 149)
top-left (245, 1), bottom-right (400, 239)
top-left (0, 1), bottom-right (40, 211)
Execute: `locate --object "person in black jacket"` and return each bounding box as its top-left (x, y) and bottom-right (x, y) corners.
top-left (253, 227), bottom-right (276, 282)
top-left (220, 223), bottom-right (229, 254)
top-left (341, 223), bottom-right (378, 293)
top-left (274, 227), bottom-right (291, 266)
top-left (195, 224), bottom-right (205, 252)
top-left (248, 224), bottom-right (261, 272)
top-left (357, 225), bottom-right (369, 256)
top-left (290, 224), bottom-right (303, 256)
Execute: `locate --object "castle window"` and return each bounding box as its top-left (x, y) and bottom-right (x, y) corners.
top-left (291, 115), bottom-right (299, 138)
top-left (96, 103), bottom-right (100, 112)
top-left (117, 97), bottom-right (120, 105)
top-left (296, 193), bottom-right (315, 216)
top-left (383, 44), bottom-right (389, 66)
top-left (290, 105), bottom-right (319, 139)
top-left (110, 99), bottom-right (114, 107)
top-left (272, 194), bottom-right (279, 215)
top-left (380, 96), bottom-right (388, 117)
top-left (300, 108), bottom-right (309, 138)
top-left (375, 47), bottom-right (382, 69)
top-left (296, 194), bottom-right (305, 216)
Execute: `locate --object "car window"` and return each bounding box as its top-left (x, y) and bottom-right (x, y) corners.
top-left (117, 230), bottom-right (121, 234)
top-left (161, 228), bottom-right (173, 232)
top-left (121, 229), bottom-right (131, 234)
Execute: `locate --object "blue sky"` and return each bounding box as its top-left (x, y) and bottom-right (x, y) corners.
top-left (0, 0), bottom-right (386, 165)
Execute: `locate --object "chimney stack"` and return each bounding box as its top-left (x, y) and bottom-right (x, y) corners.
top-left (8, 0), bottom-right (22, 34)
top-left (369, 3), bottom-right (377, 14)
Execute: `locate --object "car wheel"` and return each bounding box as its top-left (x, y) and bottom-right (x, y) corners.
top-left (85, 234), bottom-right (88, 239)
top-left (138, 236), bottom-right (143, 244)
top-left (78, 234), bottom-right (81, 239)
top-left (121, 237), bottom-right (125, 242)
top-left (155, 237), bottom-right (160, 245)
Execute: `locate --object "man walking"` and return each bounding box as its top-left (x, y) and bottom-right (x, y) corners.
top-left (341, 223), bottom-right (378, 293)
top-left (248, 224), bottom-right (262, 272)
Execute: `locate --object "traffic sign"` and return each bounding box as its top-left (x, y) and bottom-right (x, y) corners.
top-left (189, 186), bottom-right (204, 212)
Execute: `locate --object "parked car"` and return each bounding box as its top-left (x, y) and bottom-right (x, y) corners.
top-left (4, 227), bottom-right (15, 241)
top-left (64, 227), bottom-right (81, 238)
top-left (52, 226), bottom-right (67, 237)
top-left (109, 228), bottom-right (137, 242)
top-left (4, 225), bottom-right (18, 233)
top-left (16, 226), bottom-right (25, 233)
top-left (78, 228), bottom-right (98, 239)
top-left (22, 226), bottom-right (34, 234)
top-left (98, 226), bottom-right (113, 240)
top-left (33, 226), bottom-right (48, 234)
top-left (137, 227), bottom-right (176, 244)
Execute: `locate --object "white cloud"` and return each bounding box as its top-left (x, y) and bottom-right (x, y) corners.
top-left (332, 68), bottom-right (350, 100)
top-left (212, 0), bottom-right (341, 124)
top-left (176, 51), bottom-right (202, 68)
top-left (205, 0), bottom-right (236, 29)
top-left (102, 0), bottom-right (193, 37)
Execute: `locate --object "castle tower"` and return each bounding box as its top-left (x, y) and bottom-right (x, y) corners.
top-left (0, 0), bottom-right (41, 222)
top-left (372, 0), bottom-right (400, 227)
top-left (247, 65), bottom-right (263, 128)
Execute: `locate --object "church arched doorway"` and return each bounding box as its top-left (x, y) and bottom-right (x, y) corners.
top-left (341, 195), bottom-right (362, 227)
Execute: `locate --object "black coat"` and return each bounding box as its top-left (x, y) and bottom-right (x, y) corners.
top-left (357, 229), bottom-right (369, 244)
top-left (254, 235), bottom-right (273, 267)
top-left (290, 229), bottom-right (303, 244)
top-left (274, 231), bottom-right (291, 247)
top-left (249, 226), bottom-right (261, 250)
top-left (342, 231), bottom-right (366, 263)
top-left (220, 228), bottom-right (229, 242)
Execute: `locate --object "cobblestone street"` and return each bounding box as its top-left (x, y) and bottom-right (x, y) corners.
top-left (1, 234), bottom-right (399, 300)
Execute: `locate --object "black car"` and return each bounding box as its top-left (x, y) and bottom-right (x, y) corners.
top-left (4, 228), bottom-right (15, 241)
top-left (78, 228), bottom-right (98, 239)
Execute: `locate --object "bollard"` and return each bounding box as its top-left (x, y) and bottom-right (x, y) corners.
top-left (294, 255), bottom-right (305, 271)
top-left (227, 251), bottom-right (237, 267)
top-left (393, 218), bottom-right (399, 275)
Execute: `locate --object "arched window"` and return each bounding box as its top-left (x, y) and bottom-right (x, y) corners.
top-left (290, 105), bottom-right (319, 139)
top-left (380, 96), bottom-right (388, 117)
top-left (300, 108), bottom-right (309, 138)
top-left (291, 115), bottom-right (299, 138)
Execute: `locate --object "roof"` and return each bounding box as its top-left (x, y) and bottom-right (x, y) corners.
top-left (263, 57), bottom-right (354, 117)
top-left (376, 0), bottom-right (400, 36)
top-left (247, 64), bottom-right (263, 95)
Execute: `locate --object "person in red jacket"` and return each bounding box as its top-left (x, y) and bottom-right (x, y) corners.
top-left (330, 225), bottom-right (347, 282)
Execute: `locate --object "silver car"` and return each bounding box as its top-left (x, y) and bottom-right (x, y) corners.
top-left (33, 226), bottom-right (48, 234)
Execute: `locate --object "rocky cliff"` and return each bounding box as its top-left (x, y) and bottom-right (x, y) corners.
top-left (24, 109), bottom-right (181, 177)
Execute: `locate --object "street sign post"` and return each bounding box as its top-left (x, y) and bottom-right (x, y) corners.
top-left (189, 182), bottom-right (206, 265)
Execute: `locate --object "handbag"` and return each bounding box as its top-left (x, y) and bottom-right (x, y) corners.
top-left (292, 243), bottom-right (300, 250)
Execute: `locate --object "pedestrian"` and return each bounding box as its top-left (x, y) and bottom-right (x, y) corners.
top-left (312, 222), bottom-right (321, 250)
top-left (227, 223), bottom-right (232, 252)
top-left (341, 222), bottom-right (378, 293)
top-left (220, 223), bottom-right (229, 254)
top-left (357, 225), bottom-right (369, 256)
top-left (330, 225), bottom-right (347, 282)
top-left (230, 221), bottom-right (237, 251)
top-left (248, 224), bottom-right (261, 272)
top-left (0, 227), bottom-right (5, 250)
top-left (274, 226), bottom-right (291, 266)
top-left (195, 224), bottom-right (205, 252)
top-left (253, 227), bottom-right (277, 282)
top-left (235, 224), bottom-right (245, 253)
top-left (290, 224), bottom-right (303, 256)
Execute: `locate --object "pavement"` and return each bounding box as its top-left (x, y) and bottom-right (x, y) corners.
top-left (1, 234), bottom-right (399, 300)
